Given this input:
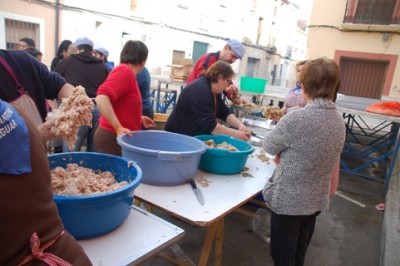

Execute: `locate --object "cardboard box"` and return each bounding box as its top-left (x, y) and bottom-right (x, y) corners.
top-left (153, 113), bottom-right (169, 130)
top-left (172, 50), bottom-right (185, 64)
top-left (170, 58), bottom-right (193, 81)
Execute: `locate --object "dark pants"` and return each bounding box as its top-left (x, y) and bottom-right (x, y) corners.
top-left (270, 211), bottom-right (320, 266)
top-left (93, 127), bottom-right (121, 156)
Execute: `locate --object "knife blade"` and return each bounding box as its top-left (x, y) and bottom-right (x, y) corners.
top-left (189, 179), bottom-right (205, 205)
top-left (251, 131), bottom-right (264, 139)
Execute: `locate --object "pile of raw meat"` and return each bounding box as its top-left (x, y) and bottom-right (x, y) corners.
top-left (264, 106), bottom-right (283, 120)
top-left (204, 139), bottom-right (238, 151)
top-left (49, 86), bottom-right (93, 150)
top-left (51, 163), bottom-right (128, 196)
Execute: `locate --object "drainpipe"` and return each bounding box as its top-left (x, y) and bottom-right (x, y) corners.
top-left (55, 0), bottom-right (60, 51)
top-left (256, 17), bottom-right (263, 45)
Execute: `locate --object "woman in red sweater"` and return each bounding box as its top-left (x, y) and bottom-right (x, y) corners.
top-left (94, 40), bottom-right (155, 155)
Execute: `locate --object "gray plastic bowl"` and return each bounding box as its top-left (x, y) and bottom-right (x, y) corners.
top-left (117, 130), bottom-right (207, 186)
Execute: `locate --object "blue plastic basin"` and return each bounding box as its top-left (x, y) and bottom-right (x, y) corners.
top-left (195, 135), bottom-right (254, 175)
top-left (117, 130), bottom-right (207, 186)
top-left (49, 152), bottom-right (142, 240)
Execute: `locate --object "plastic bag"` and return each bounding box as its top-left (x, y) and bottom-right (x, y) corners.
top-left (251, 208), bottom-right (271, 243)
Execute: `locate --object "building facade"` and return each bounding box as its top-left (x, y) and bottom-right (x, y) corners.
top-left (308, 0), bottom-right (400, 99)
top-left (0, 0), bottom-right (310, 89)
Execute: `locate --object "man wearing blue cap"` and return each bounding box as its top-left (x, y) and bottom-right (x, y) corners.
top-left (186, 39), bottom-right (245, 103)
top-left (94, 47), bottom-right (114, 71)
top-left (54, 37), bottom-right (109, 152)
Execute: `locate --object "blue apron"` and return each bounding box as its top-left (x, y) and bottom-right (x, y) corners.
top-left (0, 100), bottom-right (31, 175)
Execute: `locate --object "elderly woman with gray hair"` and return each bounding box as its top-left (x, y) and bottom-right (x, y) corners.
top-left (262, 58), bottom-right (346, 266)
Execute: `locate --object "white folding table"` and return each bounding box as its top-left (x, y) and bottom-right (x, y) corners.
top-left (78, 205), bottom-right (185, 266)
top-left (134, 146), bottom-right (275, 266)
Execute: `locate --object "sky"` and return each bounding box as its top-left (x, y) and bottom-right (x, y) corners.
top-left (294, 0), bottom-right (314, 16)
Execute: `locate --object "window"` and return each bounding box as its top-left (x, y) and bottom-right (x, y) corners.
top-left (344, 0), bottom-right (400, 25)
top-left (297, 19), bottom-right (307, 32)
top-left (246, 57), bottom-right (261, 77)
top-left (285, 46), bottom-right (292, 58)
top-left (5, 19), bottom-right (40, 49)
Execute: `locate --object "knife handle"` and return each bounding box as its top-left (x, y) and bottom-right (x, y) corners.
top-left (190, 179), bottom-right (197, 189)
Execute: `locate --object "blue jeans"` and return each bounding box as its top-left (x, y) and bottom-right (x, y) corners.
top-left (63, 105), bottom-right (99, 152)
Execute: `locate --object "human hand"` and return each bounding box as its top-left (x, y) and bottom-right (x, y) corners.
top-left (226, 84), bottom-right (244, 105)
top-left (264, 106), bottom-right (283, 122)
top-left (280, 106), bottom-right (287, 115)
top-left (38, 117), bottom-right (60, 141)
top-left (115, 126), bottom-right (132, 137)
top-left (273, 154), bottom-right (281, 164)
top-left (238, 124), bottom-right (250, 134)
top-left (225, 83), bottom-right (239, 96)
top-left (329, 161), bottom-right (340, 198)
top-left (238, 97), bottom-right (248, 104)
top-left (142, 116), bottom-right (156, 129)
top-left (269, 113), bottom-right (282, 122)
top-left (234, 129), bottom-right (250, 141)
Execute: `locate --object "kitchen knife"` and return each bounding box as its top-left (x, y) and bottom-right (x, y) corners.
top-left (251, 131), bottom-right (264, 139)
top-left (189, 179), bottom-right (205, 205)
top-left (229, 125), bottom-right (264, 139)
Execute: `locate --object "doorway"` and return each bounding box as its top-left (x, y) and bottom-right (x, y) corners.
top-left (192, 41), bottom-right (208, 63)
top-left (339, 57), bottom-right (388, 99)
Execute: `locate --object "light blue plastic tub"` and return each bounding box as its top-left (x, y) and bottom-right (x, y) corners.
top-left (195, 135), bottom-right (254, 175)
top-left (117, 130), bottom-right (207, 186)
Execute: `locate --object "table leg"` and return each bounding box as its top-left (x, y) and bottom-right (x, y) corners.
top-left (340, 114), bottom-right (400, 195)
top-left (198, 221), bottom-right (218, 266)
top-left (156, 82), bottom-right (161, 113)
top-left (133, 199), bottom-right (153, 212)
top-left (198, 218), bottom-right (224, 266)
top-left (158, 90), bottom-right (177, 113)
top-left (171, 91), bottom-right (177, 109)
top-left (159, 252), bottom-right (192, 266)
top-left (151, 89), bottom-right (156, 110)
top-left (214, 218), bottom-right (224, 266)
top-left (384, 125), bottom-right (400, 193)
top-left (133, 198), bottom-right (141, 207)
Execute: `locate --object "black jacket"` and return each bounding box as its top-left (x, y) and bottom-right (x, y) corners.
top-left (54, 53), bottom-right (109, 98)
top-left (0, 50), bottom-right (66, 121)
top-left (165, 77), bottom-right (232, 136)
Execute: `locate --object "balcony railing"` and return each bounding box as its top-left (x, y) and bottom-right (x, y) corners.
top-left (343, 0), bottom-right (400, 25)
